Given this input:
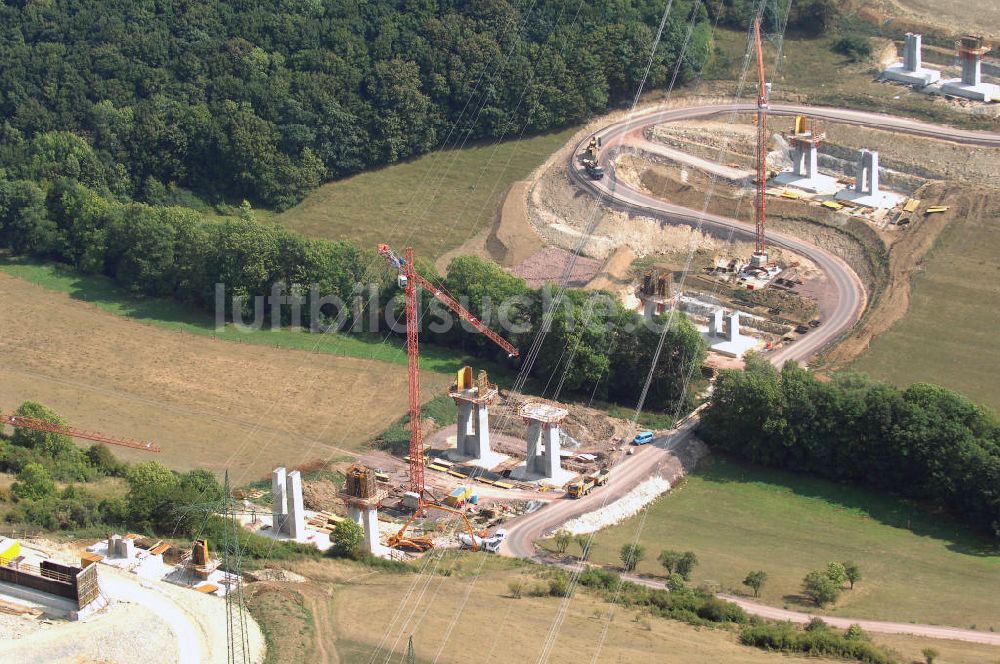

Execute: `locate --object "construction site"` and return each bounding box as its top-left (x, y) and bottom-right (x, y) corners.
top-left (2, 7), bottom-right (1000, 664)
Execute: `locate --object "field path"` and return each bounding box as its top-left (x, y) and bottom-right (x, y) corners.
top-left (718, 593), bottom-right (1000, 646)
top-left (502, 102), bottom-right (1000, 645)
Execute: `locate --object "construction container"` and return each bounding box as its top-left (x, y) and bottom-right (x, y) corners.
top-left (0, 538), bottom-right (20, 565)
top-left (445, 485), bottom-right (473, 507)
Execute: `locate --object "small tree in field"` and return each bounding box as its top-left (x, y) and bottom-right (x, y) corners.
top-left (574, 534), bottom-right (593, 560)
top-left (921, 647), bottom-right (939, 664)
top-left (620, 543), bottom-right (644, 572)
top-left (553, 530), bottom-right (571, 554)
top-left (825, 561), bottom-right (847, 587)
top-left (658, 550), bottom-right (682, 574)
top-left (842, 560), bottom-right (862, 589)
top-left (742, 570), bottom-right (768, 598)
top-left (803, 570), bottom-right (841, 606)
top-left (676, 551), bottom-right (698, 580)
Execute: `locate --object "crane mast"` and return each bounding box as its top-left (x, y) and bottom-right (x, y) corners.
top-left (751, 18), bottom-right (770, 269)
top-left (377, 244), bottom-right (518, 505)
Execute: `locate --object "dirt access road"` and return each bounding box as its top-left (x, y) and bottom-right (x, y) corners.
top-left (502, 102), bottom-right (1000, 644)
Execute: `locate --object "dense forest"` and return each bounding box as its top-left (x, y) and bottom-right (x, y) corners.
top-left (0, 0), bottom-right (717, 209)
top-left (699, 358), bottom-right (1000, 538)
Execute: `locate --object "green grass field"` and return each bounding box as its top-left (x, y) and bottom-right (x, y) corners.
top-left (710, 28), bottom-right (995, 130)
top-left (0, 257), bottom-right (490, 376)
top-left (851, 198), bottom-right (1000, 413)
top-left (273, 128), bottom-right (576, 261)
top-left (570, 457), bottom-right (1000, 628)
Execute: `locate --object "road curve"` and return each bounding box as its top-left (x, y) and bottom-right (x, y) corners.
top-left (502, 103), bottom-right (1000, 643)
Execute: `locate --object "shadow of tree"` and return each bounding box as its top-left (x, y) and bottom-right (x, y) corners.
top-left (696, 455), bottom-right (1000, 558)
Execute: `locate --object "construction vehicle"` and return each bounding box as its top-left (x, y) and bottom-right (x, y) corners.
top-left (388, 501), bottom-right (480, 552)
top-left (567, 468), bottom-right (611, 498)
top-left (459, 528), bottom-right (506, 554)
top-left (1, 410), bottom-right (160, 452)
top-left (926, 206), bottom-right (949, 214)
top-left (582, 158), bottom-right (604, 180)
top-left (581, 136), bottom-right (604, 179)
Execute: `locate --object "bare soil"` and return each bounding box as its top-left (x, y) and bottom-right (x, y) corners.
top-left (510, 247), bottom-right (603, 288)
top-left (0, 273), bottom-right (449, 481)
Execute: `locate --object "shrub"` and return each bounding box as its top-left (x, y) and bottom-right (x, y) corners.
top-left (329, 519), bottom-right (364, 558)
top-left (803, 569), bottom-right (843, 606)
top-left (11, 463), bottom-right (56, 501)
top-left (832, 35), bottom-right (872, 62)
top-left (696, 597), bottom-right (748, 624)
top-left (508, 580), bottom-right (524, 599)
top-left (740, 623), bottom-right (897, 664)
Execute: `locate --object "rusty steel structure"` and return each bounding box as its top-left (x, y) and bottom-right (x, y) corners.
top-left (377, 244), bottom-right (518, 504)
top-left (1, 411), bottom-right (160, 452)
top-left (751, 18), bottom-right (770, 268)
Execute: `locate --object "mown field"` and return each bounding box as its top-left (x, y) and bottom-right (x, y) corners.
top-left (0, 270), bottom-right (450, 480)
top-left (0, 257), bottom-right (498, 377)
top-left (274, 128), bottom-right (576, 262)
top-left (851, 194), bottom-right (1000, 413)
top-left (573, 457), bottom-right (1000, 629)
top-left (710, 27), bottom-right (996, 130)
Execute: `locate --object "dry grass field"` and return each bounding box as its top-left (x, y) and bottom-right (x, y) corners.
top-left (247, 556), bottom-right (1000, 664)
top-left (256, 557), bottom-right (853, 664)
top-left (0, 272), bottom-right (449, 482)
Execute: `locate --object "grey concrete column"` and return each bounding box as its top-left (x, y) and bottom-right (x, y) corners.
top-left (470, 404), bottom-right (491, 459)
top-left (542, 425), bottom-right (561, 478)
top-left (904, 33), bottom-right (921, 71)
top-left (727, 312), bottom-right (742, 342)
top-left (867, 151), bottom-right (879, 195)
top-left (361, 506), bottom-right (381, 554)
top-left (346, 505), bottom-right (364, 527)
top-left (526, 421), bottom-right (543, 474)
top-left (286, 470), bottom-right (305, 541)
top-left (805, 143), bottom-right (818, 178)
top-left (456, 401), bottom-right (474, 456)
top-left (271, 467), bottom-right (287, 535)
top-left (710, 309), bottom-right (724, 337)
top-left (962, 54), bottom-right (982, 86)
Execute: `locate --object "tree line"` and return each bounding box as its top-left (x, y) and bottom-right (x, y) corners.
top-left (0, 0), bottom-right (712, 210)
top-left (0, 180), bottom-right (706, 410)
top-left (699, 357), bottom-right (1000, 538)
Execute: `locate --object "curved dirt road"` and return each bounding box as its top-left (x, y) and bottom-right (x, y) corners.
top-left (502, 103), bottom-right (1000, 644)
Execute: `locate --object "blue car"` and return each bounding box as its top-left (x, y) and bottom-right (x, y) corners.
top-left (632, 431), bottom-right (654, 445)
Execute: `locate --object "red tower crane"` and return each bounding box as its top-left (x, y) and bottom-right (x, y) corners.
top-left (377, 244), bottom-right (518, 507)
top-left (1, 411), bottom-right (160, 452)
top-left (751, 18), bottom-right (770, 269)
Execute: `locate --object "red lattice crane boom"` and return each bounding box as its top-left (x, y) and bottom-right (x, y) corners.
top-left (377, 244), bottom-right (518, 503)
top-left (1, 412), bottom-right (160, 452)
top-left (751, 18), bottom-right (770, 268)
